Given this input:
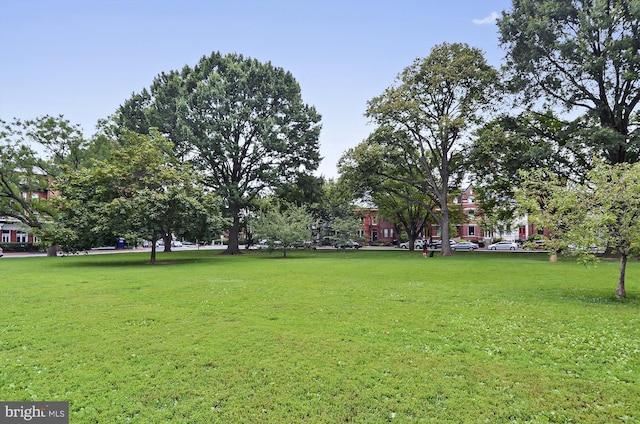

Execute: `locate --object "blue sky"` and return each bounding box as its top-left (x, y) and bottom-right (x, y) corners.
top-left (0, 0), bottom-right (512, 178)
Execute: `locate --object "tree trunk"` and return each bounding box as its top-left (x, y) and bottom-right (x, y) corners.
top-left (46, 246), bottom-right (58, 257)
top-left (149, 238), bottom-right (157, 264)
top-left (440, 202), bottom-right (453, 256)
top-left (616, 254), bottom-right (627, 299)
top-left (163, 232), bottom-right (172, 253)
top-left (223, 212), bottom-right (242, 255)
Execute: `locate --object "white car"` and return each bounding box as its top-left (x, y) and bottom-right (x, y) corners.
top-left (400, 239), bottom-right (425, 249)
top-left (0, 246), bottom-right (3, 257)
top-left (488, 241), bottom-right (518, 251)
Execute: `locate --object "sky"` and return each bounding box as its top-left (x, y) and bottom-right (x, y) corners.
top-left (0, 0), bottom-right (512, 178)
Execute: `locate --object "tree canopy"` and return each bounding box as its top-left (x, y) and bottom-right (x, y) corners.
top-left (116, 52), bottom-right (322, 255)
top-left (338, 137), bottom-right (434, 250)
top-left (517, 161), bottom-right (640, 298)
top-left (0, 116), bottom-right (93, 254)
top-left (250, 201), bottom-right (313, 257)
top-left (54, 129), bottom-right (223, 263)
top-left (363, 43), bottom-right (500, 255)
top-left (499, 0), bottom-right (640, 164)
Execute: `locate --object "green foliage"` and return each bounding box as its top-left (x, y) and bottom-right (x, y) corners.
top-left (499, 0), bottom-right (640, 164)
top-left (330, 215), bottom-right (361, 249)
top-left (0, 119), bottom-right (59, 245)
top-left (15, 115), bottom-right (89, 173)
top-left (363, 43), bottom-right (500, 255)
top-left (249, 201), bottom-right (314, 257)
top-left (1, 251), bottom-right (638, 422)
top-left (468, 111), bottom-right (594, 227)
top-left (116, 52), bottom-right (322, 254)
top-left (339, 137), bottom-right (435, 249)
top-left (517, 161), bottom-right (640, 297)
top-left (54, 129), bottom-right (224, 262)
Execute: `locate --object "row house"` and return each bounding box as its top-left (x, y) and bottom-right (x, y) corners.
top-left (361, 186), bottom-right (550, 245)
top-left (0, 186), bottom-right (51, 245)
top-left (450, 186), bottom-right (551, 243)
top-left (452, 186), bottom-right (485, 242)
top-left (355, 207), bottom-right (396, 245)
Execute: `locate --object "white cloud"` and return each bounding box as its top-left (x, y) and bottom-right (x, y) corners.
top-left (472, 11), bottom-right (499, 25)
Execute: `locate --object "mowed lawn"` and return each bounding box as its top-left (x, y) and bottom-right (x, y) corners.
top-left (1, 250), bottom-right (638, 423)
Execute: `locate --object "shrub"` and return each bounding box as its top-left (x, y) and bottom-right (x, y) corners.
top-left (0, 242), bottom-right (41, 253)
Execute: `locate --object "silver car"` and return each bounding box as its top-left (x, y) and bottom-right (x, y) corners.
top-left (487, 241), bottom-right (518, 251)
top-left (452, 241), bottom-right (479, 251)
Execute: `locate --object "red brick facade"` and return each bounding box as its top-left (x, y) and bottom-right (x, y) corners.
top-left (356, 208), bottom-right (397, 245)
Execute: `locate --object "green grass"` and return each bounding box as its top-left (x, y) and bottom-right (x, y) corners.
top-left (1, 250), bottom-right (639, 423)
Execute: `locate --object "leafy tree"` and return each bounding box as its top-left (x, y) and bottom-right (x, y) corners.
top-left (307, 179), bottom-right (360, 246)
top-left (516, 168), bottom-right (579, 258)
top-left (116, 52), bottom-right (322, 255)
top-left (16, 115), bottom-right (89, 172)
top-left (499, 0), bottom-right (640, 164)
top-left (339, 140), bottom-right (434, 251)
top-left (250, 201), bottom-right (313, 258)
top-left (0, 116), bottom-right (91, 255)
top-left (364, 43), bottom-right (500, 255)
top-left (517, 161), bottom-right (640, 298)
top-left (468, 111), bottom-right (592, 229)
top-left (55, 130), bottom-right (223, 263)
top-left (330, 215), bottom-right (362, 252)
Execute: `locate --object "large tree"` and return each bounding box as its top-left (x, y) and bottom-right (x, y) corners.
top-left (499, 0), bottom-right (640, 164)
top-left (468, 111), bottom-right (593, 230)
top-left (364, 43), bottom-right (500, 255)
top-left (0, 116), bottom-right (93, 255)
top-left (116, 52), bottom-right (322, 255)
top-left (338, 139), bottom-right (435, 251)
top-left (55, 130), bottom-right (222, 263)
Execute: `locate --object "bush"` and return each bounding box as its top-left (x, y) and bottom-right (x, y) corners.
top-left (0, 242), bottom-right (41, 253)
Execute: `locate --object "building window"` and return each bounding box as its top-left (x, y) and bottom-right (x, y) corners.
top-left (16, 232), bottom-right (28, 243)
top-left (468, 226), bottom-right (475, 236)
top-left (1, 230), bottom-right (9, 243)
top-left (383, 228), bottom-right (389, 238)
top-left (468, 209), bottom-right (475, 219)
top-left (357, 229), bottom-right (364, 238)
top-left (371, 216), bottom-right (377, 225)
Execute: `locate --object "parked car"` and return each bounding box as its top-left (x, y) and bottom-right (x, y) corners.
top-left (430, 239), bottom-right (458, 249)
top-left (399, 239), bottom-right (425, 249)
top-left (452, 241), bottom-right (479, 251)
top-left (488, 241), bottom-right (518, 251)
top-left (0, 246), bottom-right (3, 257)
top-left (334, 241), bottom-right (362, 249)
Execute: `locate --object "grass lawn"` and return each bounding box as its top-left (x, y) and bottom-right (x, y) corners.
top-left (1, 249), bottom-right (639, 423)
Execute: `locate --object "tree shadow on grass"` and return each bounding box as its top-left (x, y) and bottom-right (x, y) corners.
top-left (538, 287), bottom-right (640, 307)
top-left (53, 257), bottom-right (212, 268)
